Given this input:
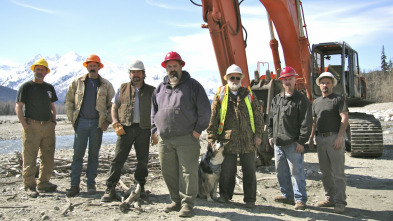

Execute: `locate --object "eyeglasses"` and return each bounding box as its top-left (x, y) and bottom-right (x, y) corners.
top-left (229, 76), bottom-right (241, 81)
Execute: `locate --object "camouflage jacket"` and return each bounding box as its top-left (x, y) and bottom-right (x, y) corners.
top-left (207, 86), bottom-right (264, 154)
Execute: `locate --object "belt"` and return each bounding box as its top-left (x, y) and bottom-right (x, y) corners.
top-left (316, 131), bottom-right (337, 137)
top-left (26, 118), bottom-right (53, 125)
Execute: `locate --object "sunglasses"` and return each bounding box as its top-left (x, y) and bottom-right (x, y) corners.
top-left (229, 76), bottom-right (241, 81)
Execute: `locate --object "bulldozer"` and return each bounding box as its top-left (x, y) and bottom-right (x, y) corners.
top-left (195, 0), bottom-right (384, 163)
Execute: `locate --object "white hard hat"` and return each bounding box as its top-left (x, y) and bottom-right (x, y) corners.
top-left (128, 60), bottom-right (145, 71)
top-left (224, 64), bottom-right (244, 80)
top-left (316, 72), bottom-right (337, 87)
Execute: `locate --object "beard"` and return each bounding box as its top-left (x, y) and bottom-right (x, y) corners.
top-left (228, 81), bottom-right (241, 91)
top-left (169, 71), bottom-right (179, 82)
top-left (34, 72), bottom-right (44, 80)
top-left (132, 76), bottom-right (141, 83)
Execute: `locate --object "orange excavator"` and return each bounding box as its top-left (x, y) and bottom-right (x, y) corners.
top-left (195, 0), bottom-right (384, 162)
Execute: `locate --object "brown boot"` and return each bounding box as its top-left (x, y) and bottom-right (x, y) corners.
top-left (179, 205), bottom-right (194, 217)
top-left (294, 201), bottom-right (307, 210)
top-left (37, 182), bottom-right (57, 193)
top-left (164, 202), bottom-right (181, 213)
top-left (25, 187), bottom-right (39, 198)
top-left (334, 204), bottom-right (345, 213)
top-left (316, 200), bottom-right (335, 207)
top-left (274, 196), bottom-right (295, 205)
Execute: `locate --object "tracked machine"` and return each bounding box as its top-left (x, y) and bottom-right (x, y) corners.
top-left (196, 0), bottom-right (384, 162)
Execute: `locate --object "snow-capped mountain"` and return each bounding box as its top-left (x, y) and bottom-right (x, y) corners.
top-left (0, 52), bottom-right (221, 103)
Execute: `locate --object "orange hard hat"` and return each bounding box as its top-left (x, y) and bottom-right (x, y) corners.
top-left (279, 66), bottom-right (298, 79)
top-left (161, 51), bottom-right (185, 68)
top-left (83, 54), bottom-right (104, 69)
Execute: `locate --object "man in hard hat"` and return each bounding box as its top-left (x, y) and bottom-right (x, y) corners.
top-left (65, 54), bottom-right (115, 197)
top-left (15, 58), bottom-right (58, 197)
top-left (151, 51), bottom-right (211, 217)
top-left (206, 64), bottom-right (264, 209)
top-left (101, 60), bottom-right (155, 202)
top-left (267, 66), bottom-right (312, 210)
top-left (309, 72), bottom-right (348, 213)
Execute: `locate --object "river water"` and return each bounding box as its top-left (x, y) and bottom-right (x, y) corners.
top-left (0, 132), bottom-right (118, 154)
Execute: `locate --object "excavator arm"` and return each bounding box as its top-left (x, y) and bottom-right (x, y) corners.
top-left (202, 0), bottom-right (312, 99)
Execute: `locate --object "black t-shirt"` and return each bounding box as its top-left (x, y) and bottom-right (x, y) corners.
top-left (16, 80), bottom-right (58, 121)
top-left (312, 93), bottom-right (348, 133)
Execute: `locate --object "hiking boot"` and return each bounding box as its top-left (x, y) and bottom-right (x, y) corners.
top-left (274, 196), bottom-right (295, 205)
top-left (217, 195), bottom-right (229, 203)
top-left (25, 187), bottom-right (39, 198)
top-left (87, 184), bottom-right (96, 195)
top-left (66, 186), bottom-right (80, 197)
top-left (294, 201), bottom-right (306, 210)
top-left (101, 186), bottom-right (116, 202)
top-left (179, 205), bottom-right (194, 217)
top-left (164, 202), bottom-right (181, 213)
top-left (316, 200), bottom-right (335, 207)
top-left (37, 182), bottom-right (57, 193)
top-left (334, 204), bottom-right (345, 213)
top-left (245, 202), bottom-right (256, 209)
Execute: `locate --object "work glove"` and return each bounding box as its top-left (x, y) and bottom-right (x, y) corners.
top-left (151, 134), bottom-right (158, 146)
top-left (113, 122), bottom-right (126, 136)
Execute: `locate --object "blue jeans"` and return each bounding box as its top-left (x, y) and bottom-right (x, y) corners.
top-left (70, 118), bottom-right (103, 187)
top-left (274, 142), bottom-right (307, 203)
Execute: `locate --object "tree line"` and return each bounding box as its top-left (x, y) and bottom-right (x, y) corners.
top-left (363, 45), bottom-right (393, 102)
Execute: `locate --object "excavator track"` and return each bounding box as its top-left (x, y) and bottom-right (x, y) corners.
top-left (346, 112), bottom-right (384, 157)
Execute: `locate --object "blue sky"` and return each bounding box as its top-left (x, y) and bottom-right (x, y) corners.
top-left (1, 0), bottom-right (392, 79)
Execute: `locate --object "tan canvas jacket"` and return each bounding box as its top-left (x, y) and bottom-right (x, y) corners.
top-left (65, 73), bottom-right (115, 128)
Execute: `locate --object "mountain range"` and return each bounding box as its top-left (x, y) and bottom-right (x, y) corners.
top-left (0, 52), bottom-right (221, 104)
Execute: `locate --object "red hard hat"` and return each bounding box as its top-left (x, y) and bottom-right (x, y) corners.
top-left (279, 66), bottom-right (298, 79)
top-left (161, 51), bottom-right (185, 68)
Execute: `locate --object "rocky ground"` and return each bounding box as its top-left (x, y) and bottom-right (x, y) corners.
top-left (0, 103), bottom-right (393, 221)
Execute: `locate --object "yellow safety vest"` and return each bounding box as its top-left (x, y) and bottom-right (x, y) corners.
top-left (217, 84), bottom-right (255, 135)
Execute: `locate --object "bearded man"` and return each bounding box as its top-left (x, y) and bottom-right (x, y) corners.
top-left (267, 66), bottom-right (312, 210)
top-left (206, 64), bottom-right (264, 209)
top-left (101, 60), bottom-right (155, 202)
top-left (151, 51), bottom-right (211, 217)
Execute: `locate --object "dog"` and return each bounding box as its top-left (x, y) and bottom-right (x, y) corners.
top-left (198, 141), bottom-right (225, 201)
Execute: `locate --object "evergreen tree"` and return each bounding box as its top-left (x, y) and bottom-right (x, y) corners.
top-left (381, 45), bottom-right (388, 74)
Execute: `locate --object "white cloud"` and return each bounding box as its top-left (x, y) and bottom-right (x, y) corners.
top-left (10, 0), bottom-right (57, 14)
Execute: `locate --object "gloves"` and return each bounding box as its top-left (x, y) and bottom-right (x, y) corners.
top-left (151, 133), bottom-right (158, 146)
top-left (113, 122), bottom-right (126, 136)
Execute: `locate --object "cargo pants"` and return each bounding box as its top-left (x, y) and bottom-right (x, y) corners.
top-left (22, 118), bottom-right (56, 189)
top-left (316, 133), bottom-right (347, 205)
top-left (157, 133), bottom-right (200, 208)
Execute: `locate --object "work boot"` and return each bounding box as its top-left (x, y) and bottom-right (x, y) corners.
top-left (316, 200), bottom-right (335, 207)
top-left (334, 204), bottom-right (345, 213)
top-left (217, 195), bottom-right (229, 203)
top-left (274, 196), bottom-right (295, 205)
top-left (66, 186), bottom-right (80, 197)
top-left (245, 202), bottom-right (256, 209)
top-left (101, 186), bottom-right (116, 202)
top-left (25, 187), bottom-right (39, 198)
top-left (140, 185), bottom-right (147, 199)
top-left (294, 201), bottom-right (307, 210)
top-left (37, 182), bottom-right (57, 193)
top-left (164, 202), bottom-right (181, 213)
top-left (87, 184), bottom-right (96, 195)
top-left (178, 205), bottom-right (194, 217)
